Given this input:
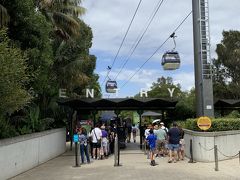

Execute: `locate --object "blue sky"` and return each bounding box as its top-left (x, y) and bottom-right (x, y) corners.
top-left (81, 0), bottom-right (240, 98)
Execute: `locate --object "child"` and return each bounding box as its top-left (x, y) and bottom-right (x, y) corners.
top-left (146, 129), bottom-right (157, 166)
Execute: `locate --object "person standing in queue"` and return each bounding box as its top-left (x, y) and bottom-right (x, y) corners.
top-left (79, 127), bottom-right (90, 164)
top-left (146, 129), bottom-right (157, 166)
top-left (90, 123), bottom-right (102, 160)
top-left (167, 122), bottom-right (180, 163)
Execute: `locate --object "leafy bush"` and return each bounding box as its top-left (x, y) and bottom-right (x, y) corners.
top-left (226, 110), bottom-right (240, 118)
top-left (0, 28), bottom-right (31, 115)
top-left (0, 116), bottom-right (18, 139)
top-left (18, 125), bottom-right (32, 135)
top-left (37, 118), bottom-right (55, 131)
top-left (183, 118), bottom-right (240, 132)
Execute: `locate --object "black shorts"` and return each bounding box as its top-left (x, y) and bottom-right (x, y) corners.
top-left (92, 142), bottom-right (101, 148)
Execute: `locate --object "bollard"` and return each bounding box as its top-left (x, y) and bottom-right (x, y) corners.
top-left (140, 134), bottom-right (142, 149)
top-left (214, 145), bottom-right (218, 171)
top-left (239, 151), bottom-right (240, 165)
top-left (117, 135), bottom-right (120, 165)
top-left (188, 139), bottom-right (194, 163)
top-left (114, 135), bottom-right (119, 166)
top-left (144, 140), bottom-right (147, 155)
top-left (74, 142), bottom-right (80, 167)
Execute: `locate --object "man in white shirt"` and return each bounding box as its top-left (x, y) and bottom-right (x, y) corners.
top-left (90, 124), bottom-right (102, 159)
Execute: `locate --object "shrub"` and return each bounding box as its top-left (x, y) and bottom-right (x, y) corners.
top-left (183, 118), bottom-right (240, 132)
top-left (226, 110), bottom-right (240, 118)
top-left (0, 116), bottom-right (18, 139)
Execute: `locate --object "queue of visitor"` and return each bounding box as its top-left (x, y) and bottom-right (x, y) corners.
top-left (75, 120), bottom-right (185, 166)
top-left (144, 122), bottom-right (185, 166)
top-left (76, 123), bottom-right (117, 164)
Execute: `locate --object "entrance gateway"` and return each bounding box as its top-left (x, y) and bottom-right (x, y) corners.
top-left (58, 97), bottom-right (177, 166)
top-left (58, 98), bottom-right (177, 145)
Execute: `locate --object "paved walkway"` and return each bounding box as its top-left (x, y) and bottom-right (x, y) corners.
top-left (12, 140), bottom-right (240, 180)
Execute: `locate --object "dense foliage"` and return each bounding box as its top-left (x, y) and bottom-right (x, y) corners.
top-left (0, 0), bottom-right (100, 139)
top-left (0, 29), bottom-right (31, 115)
top-left (213, 30), bottom-right (240, 99)
top-left (182, 118), bottom-right (240, 132)
top-left (139, 76), bottom-right (196, 120)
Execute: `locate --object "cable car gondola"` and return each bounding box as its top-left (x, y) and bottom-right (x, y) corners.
top-left (161, 51), bottom-right (180, 70)
top-left (161, 32), bottom-right (181, 70)
top-left (105, 80), bottom-right (118, 93)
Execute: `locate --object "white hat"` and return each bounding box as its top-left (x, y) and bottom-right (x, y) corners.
top-left (160, 122), bottom-right (164, 125)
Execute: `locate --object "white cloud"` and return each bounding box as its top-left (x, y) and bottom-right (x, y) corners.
top-left (82, 0), bottom-right (240, 97)
top-left (172, 72), bottom-right (195, 91)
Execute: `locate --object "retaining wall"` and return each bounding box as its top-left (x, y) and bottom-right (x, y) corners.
top-left (0, 128), bottom-right (66, 180)
top-left (184, 129), bottom-right (240, 162)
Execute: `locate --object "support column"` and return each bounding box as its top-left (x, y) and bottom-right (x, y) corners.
top-left (192, 0), bottom-right (214, 117)
top-left (92, 110), bottom-right (97, 127)
top-left (137, 109), bottom-right (144, 149)
top-left (161, 110), bottom-right (165, 122)
top-left (69, 111), bottom-right (74, 151)
top-left (114, 109), bottom-right (121, 166)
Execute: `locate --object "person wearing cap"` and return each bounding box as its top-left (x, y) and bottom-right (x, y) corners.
top-left (160, 122), bottom-right (169, 156)
top-left (160, 122), bottom-right (168, 133)
top-left (154, 124), bottom-right (167, 158)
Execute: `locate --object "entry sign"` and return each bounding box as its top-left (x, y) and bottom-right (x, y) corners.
top-left (73, 134), bottom-right (79, 143)
top-left (197, 116), bottom-right (211, 131)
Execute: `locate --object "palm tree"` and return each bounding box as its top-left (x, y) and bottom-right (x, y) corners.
top-left (61, 58), bottom-right (90, 91)
top-left (0, 4), bottom-right (10, 28)
top-left (38, 0), bottom-right (86, 39)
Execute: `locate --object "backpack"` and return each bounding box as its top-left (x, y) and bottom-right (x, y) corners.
top-left (163, 127), bottom-right (168, 134)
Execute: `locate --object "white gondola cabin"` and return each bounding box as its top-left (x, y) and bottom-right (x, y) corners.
top-left (106, 80), bottom-right (118, 93)
top-left (161, 51), bottom-right (180, 70)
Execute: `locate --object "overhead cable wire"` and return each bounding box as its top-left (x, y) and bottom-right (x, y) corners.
top-left (114, 0), bottom-right (165, 81)
top-left (100, 0), bottom-right (143, 87)
top-left (120, 10), bottom-right (193, 89)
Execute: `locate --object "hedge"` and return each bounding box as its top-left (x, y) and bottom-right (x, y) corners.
top-left (179, 118), bottom-right (240, 132)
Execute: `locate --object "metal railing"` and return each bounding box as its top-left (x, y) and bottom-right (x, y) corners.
top-left (196, 141), bottom-right (240, 171)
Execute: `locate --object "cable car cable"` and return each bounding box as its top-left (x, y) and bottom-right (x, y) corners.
top-left (120, 10), bottom-right (192, 89)
top-left (120, 37), bottom-right (170, 89)
top-left (114, 0), bottom-right (165, 81)
top-left (100, 0), bottom-right (143, 87)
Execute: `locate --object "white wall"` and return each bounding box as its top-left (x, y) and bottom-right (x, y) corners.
top-left (0, 128), bottom-right (66, 180)
top-left (184, 129), bottom-right (240, 162)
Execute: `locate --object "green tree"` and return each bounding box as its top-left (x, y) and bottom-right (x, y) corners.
top-left (136, 77), bottom-right (196, 120)
top-left (2, 0), bottom-right (57, 118)
top-left (0, 28), bottom-right (31, 115)
top-left (139, 76), bottom-right (182, 99)
top-left (53, 20), bottom-right (100, 97)
top-left (38, 0), bottom-right (86, 39)
top-left (213, 30), bottom-right (240, 99)
top-left (172, 88), bottom-right (196, 120)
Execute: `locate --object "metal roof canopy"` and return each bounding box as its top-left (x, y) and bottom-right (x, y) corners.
top-left (214, 99), bottom-right (240, 109)
top-left (141, 111), bottom-right (162, 117)
top-left (57, 98), bottom-right (178, 110)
